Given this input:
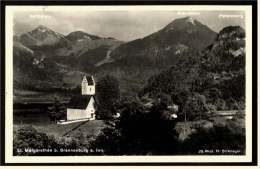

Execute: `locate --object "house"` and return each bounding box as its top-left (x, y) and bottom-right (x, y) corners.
top-left (167, 104), bottom-right (179, 113)
top-left (143, 98), bottom-right (179, 119)
top-left (59, 75), bottom-right (96, 124)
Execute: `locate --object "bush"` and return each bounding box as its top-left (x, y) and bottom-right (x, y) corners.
top-left (13, 126), bottom-right (92, 156)
top-left (180, 125), bottom-right (245, 154)
top-left (13, 125), bottom-right (58, 156)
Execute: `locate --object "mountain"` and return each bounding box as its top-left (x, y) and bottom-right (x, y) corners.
top-left (107, 17), bottom-right (217, 68)
top-left (19, 25), bottom-right (71, 49)
top-left (55, 34), bottom-right (122, 59)
top-left (201, 26), bottom-right (245, 72)
top-left (53, 34), bottom-right (122, 68)
top-left (15, 25), bottom-right (123, 74)
top-left (94, 17), bottom-right (217, 95)
top-left (18, 26), bottom-right (122, 60)
top-left (141, 25), bottom-right (245, 111)
top-left (66, 31), bottom-right (101, 41)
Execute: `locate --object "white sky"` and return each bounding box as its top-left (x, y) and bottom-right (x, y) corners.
top-left (14, 10), bottom-right (245, 41)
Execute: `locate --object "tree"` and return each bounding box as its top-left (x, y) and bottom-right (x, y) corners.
top-left (93, 96), bottom-right (179, 155)
top-left (181, 92), bottom-right (209, 121)
top-left (171, 90), bottom-right (190, 113)
top-left (48, 97), bottom-right (66, 123)
top-left (156, 92), bottom-right (172, 106)
top-left (96, 75), bottom-right (120, 119)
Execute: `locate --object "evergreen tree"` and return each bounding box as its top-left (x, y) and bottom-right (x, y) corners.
top-left (48, 97), bottom-right (66, 123)
top-left (96, 75), bottom-right (120, 119)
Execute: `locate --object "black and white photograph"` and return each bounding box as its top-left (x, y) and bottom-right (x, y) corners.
top-left (1, 2), bottom-right (257, 165)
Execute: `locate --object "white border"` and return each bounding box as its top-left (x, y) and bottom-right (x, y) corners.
top-left (5, 5), bottom-right (253, 163)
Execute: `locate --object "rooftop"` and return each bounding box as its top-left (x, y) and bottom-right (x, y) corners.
top-left (83, 75), bottom-right (94, 85)
top-left (67, 95), bottom-right (93, 109)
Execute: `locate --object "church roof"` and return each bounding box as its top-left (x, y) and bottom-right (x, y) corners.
top-left (83, 75), bottom-right (94, 85)
top-left (87, 76), bottom-right (94, 85)
top-left (67, 95), bottom-right (93, 109)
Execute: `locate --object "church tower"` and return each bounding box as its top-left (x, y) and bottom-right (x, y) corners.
top-left (81, 75), bottom-right (88, 95)
top-left (81, 75), bottom-right (95, 95)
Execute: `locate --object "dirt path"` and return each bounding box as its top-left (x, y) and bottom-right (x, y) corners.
top-left (62, 120), bottom-right (89, 137)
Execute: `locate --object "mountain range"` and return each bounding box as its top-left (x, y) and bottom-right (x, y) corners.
top-left (13, 16), bottom-right (244, 103)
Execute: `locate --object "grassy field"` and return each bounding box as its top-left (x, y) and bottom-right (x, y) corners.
top-left (14, 120), bottom-right (107, 139)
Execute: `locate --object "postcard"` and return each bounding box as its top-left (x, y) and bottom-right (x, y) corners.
top-left (1, 1), bottom-right (257, 165)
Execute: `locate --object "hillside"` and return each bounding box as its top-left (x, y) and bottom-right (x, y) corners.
top-left (197, 26), bottom-right (245, 110)
top-left (13, 38), bottom-right (85, 102)
top-left (141, 26), bottom-right (245, 111)
top-left (13, 39), bottom-right (62, 90)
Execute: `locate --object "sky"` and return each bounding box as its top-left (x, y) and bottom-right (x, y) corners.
top-left (14, 10), bottom-right (245, 41)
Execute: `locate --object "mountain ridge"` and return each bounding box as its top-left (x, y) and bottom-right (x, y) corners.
top-left (108, 17), bottom-right (217, 68)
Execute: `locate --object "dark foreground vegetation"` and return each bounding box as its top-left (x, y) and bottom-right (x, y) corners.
top-left (13, 95), bottom-right (245, 156)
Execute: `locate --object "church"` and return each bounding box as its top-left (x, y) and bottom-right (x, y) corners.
top-left (59, 75), bottom-right (96, 124)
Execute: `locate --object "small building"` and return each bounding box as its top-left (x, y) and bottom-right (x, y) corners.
top-left (167, 104), bottom-right (179, 113)
top-left (60, 75), bottom-right (96, 124)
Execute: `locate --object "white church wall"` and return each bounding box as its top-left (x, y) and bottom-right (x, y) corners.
top-left (82, 85), bottom-right (95, 95)
top-left (67, 108), bottom-right (91, 121)
top-left (67, 97), bottom-right (96, 121)
top-left (81, 83), bottom-right (88, 95)
top-left (87, 86), bottom-right (95, 95)
top-left (86, 97), bottom-right (95, 119)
